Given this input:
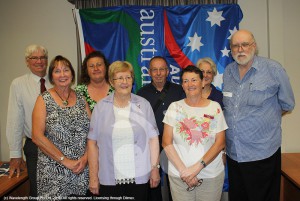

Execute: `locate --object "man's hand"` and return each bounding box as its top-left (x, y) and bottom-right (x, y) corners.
top-left (8, 158), bottom-right (25, 178)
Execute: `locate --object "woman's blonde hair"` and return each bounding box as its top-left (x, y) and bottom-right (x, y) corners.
top-left (196, 57), bottom-right (217, 76)
top-left (108, 61), bottom-right (134, 84)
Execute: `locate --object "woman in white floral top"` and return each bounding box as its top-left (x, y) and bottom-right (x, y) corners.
top-left (162, 65), bottom-right (228, 201)
top-left (76, 51), bottom-right (114, 112)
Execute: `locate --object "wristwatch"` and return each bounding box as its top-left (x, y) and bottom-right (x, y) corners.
top-left (200, 160), bottom-right (207, 168)
top-left (152, 164), bottom-right (160, 169)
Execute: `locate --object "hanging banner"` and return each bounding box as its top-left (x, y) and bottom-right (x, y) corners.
top-left (76, 4), bottom-right (243, 92)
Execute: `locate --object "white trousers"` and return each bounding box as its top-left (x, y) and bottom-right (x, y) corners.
top-left (169, 171), bottom-right (224, 201)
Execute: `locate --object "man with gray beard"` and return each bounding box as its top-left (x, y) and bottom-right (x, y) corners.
top-left (223, 29), bottom-right (295, 201)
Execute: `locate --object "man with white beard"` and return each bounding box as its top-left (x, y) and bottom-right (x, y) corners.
top-left (223, 29), bottom-right (295, 201)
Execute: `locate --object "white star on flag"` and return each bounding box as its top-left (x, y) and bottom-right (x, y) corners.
top-left (187, 32), bottom-right (203, 52)
top-left (212, 71), bottom-right (223, 90)
top-left (206, 7), bottom-right (225, 27)
top-left (227, 27), bottom-right (238, 39)
top-left (221, 47), bottom-right (230, 57)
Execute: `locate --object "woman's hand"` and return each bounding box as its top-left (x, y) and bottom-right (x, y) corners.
top-left (63, 158), bottom-right (80, 173)
top-left (89, 178), bottom-right (100, 195)
top-left (180, 162), bottom-right (201, 183)
top-left (150, 168), bottom-right (160, 188)
top-left (87, 139), bottom-right (100, 195)
top-left (186, 177), bottom-right (199, 188)
top-left (73, 154), bottom-right (88, 174)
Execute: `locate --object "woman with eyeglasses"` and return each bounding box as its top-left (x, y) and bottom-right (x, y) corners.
top-left (162, 65), bottom-right (227, 201)
top-left (87, 61), bottom-right (160, 200)
top-left (196, 57), bottom-right (224, 109)
top-left (76, 51), bottom-right (114, 112)
top-left (197, 57), bottom-right (228, 196)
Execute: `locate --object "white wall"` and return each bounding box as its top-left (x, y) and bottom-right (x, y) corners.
top-left (238, 0), bottom-right (269, 57)
top-left (279, 0), bottom-right (300, 152)
top-left (0, 0), bottom-right (299, 161)
top-left (239, 0), bottom-right (300, 153)
top-left (0, 0), bottom-right (77, 160)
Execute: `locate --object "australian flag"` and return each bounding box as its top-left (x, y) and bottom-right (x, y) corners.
top-left (76, 4), bottom-right (243, 92)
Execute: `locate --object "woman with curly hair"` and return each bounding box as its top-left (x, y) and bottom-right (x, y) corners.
top-left (76, 51), bottom-right (114, 111)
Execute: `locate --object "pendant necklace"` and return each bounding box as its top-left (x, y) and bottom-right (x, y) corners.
top-left (54, 89), bottom-right (71, 106)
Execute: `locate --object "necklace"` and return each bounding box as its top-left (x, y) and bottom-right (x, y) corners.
top-left (54, 89), bottom-right (71, 106)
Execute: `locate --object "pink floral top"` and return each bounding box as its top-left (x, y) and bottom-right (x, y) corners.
top-left (163, 99), bottom-right (228, 178)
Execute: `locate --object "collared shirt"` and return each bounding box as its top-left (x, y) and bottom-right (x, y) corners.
top-left (88, 93), bottom-right (159, 185)
top-left (6, 73), bottom-right (52, 158)
top-left (223, 56), bottom-right (295, 162)
top-left (137, 81), bottom-right (185, 142)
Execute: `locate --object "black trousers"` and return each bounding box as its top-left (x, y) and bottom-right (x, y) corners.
top-left (149, 181), bottom-right (162, 201)
top-left (97, 182), bottom-right (149, 201)
top-left (23, 137), bottom-right (38, 197)
top-left (227, 148), bottom-right (281, 201)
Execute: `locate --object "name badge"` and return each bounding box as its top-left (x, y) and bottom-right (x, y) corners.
top-left (204, 114), bottom-right (214, 119)
top-left (223, 92), bottom-right (233, 97)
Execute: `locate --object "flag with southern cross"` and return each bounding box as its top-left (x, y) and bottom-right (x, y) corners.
top-left (75, 4), bottom-right (243, 92)
top-left (164, 4), bottom-right (243, 89)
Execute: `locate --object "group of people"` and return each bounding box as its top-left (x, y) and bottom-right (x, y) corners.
top-left (6, 29), bottom-right (295, 201)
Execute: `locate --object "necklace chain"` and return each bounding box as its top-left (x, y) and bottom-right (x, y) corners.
top-left (54, 89), bottom-right (71, 106)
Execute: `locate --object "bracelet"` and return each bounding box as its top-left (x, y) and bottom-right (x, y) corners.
top-left (59, 156), bottom-right (64, 162)
top-left (200, 160), bottom-right (206, 168)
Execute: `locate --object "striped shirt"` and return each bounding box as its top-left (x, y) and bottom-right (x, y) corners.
top-left (223, 56), bottom-right (295, 162)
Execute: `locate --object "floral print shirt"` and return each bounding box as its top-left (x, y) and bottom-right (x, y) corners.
top-left (75, 84), bottom-right (114, 112)
top-left (163, 99), bottom-right (228, 178)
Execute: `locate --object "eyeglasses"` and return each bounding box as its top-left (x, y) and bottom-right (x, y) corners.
top-left (231, 41), bottom-right (255, 51)
top-left (150, 68), bottom-right (168, 73)
top-left (28, 56), bottom-right (48, 62)
top-left (186, 179), bottom-right (203, 191)
top-left (200, 70), bottom-right (213, 75)
top-left (113, 76), bottom-right (133, 82)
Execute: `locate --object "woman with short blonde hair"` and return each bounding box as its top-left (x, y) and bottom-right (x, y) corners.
top-left (88, 61), bottom-right (160, 200)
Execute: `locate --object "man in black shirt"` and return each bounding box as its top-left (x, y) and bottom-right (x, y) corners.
top-left (137, 56), bottom-right (185, 201)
